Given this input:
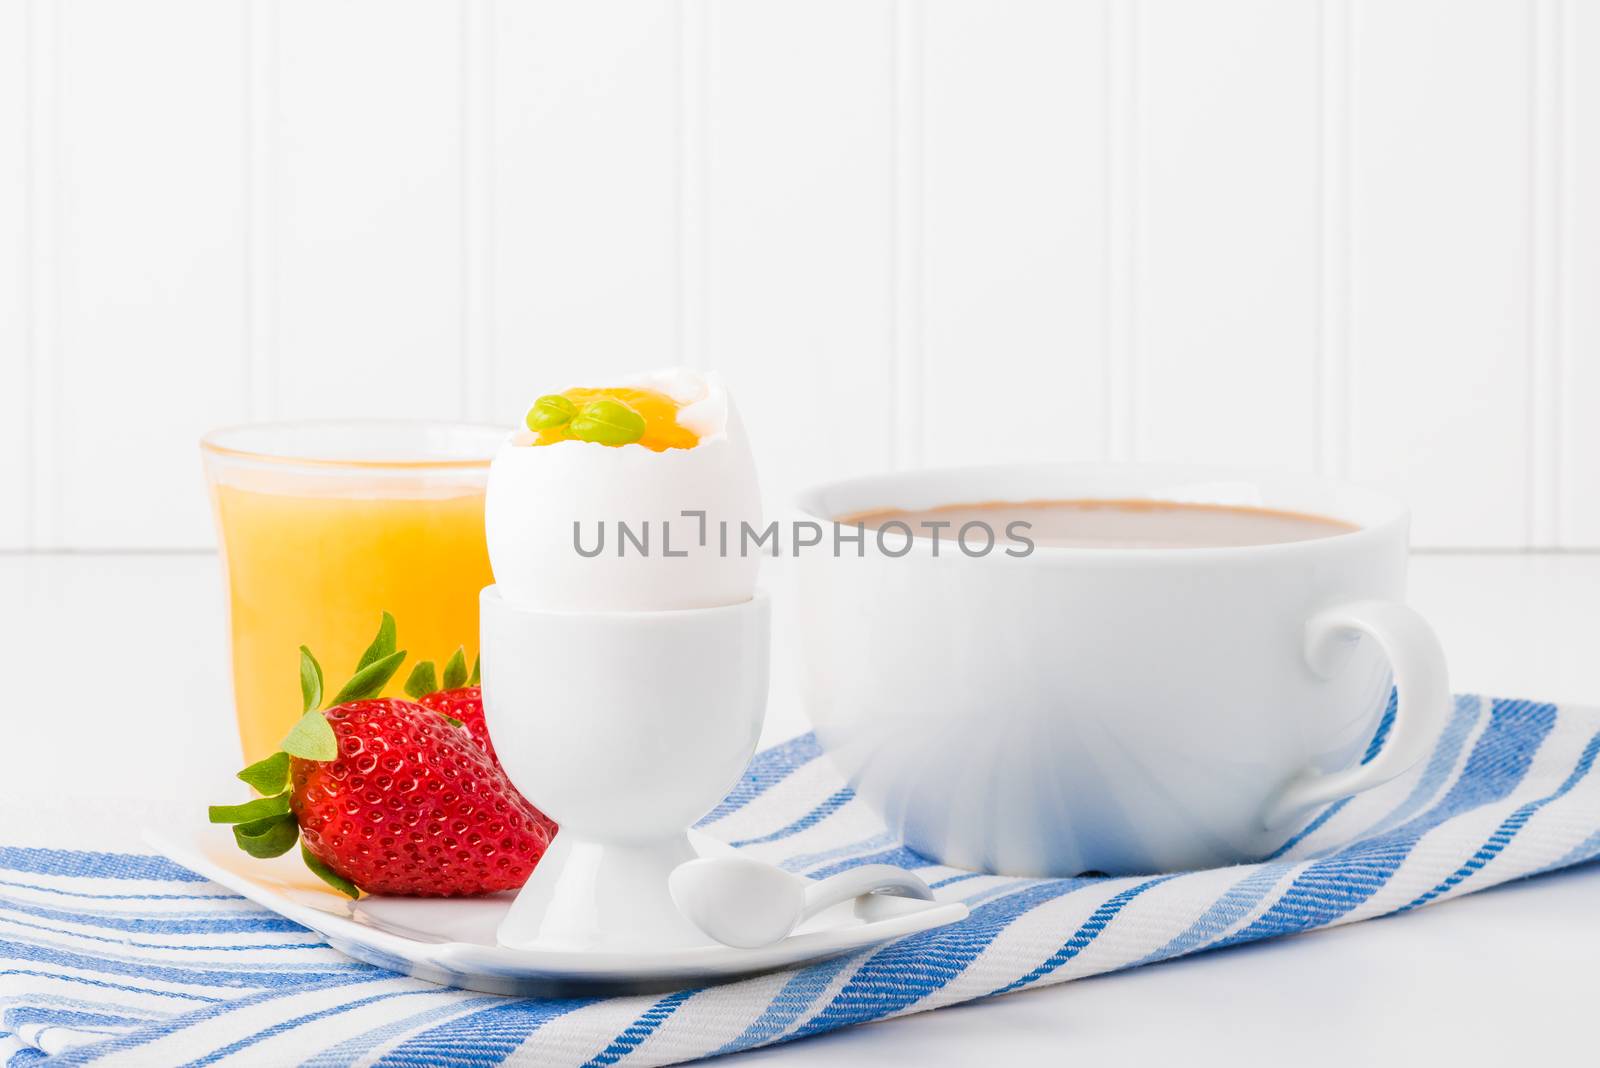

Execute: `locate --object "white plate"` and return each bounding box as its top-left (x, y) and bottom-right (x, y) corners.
top-left (143, 825), bottom-right (969, 996)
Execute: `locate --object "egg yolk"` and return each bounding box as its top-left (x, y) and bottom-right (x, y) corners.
top-left (531, 387), bottom-right (700, 452)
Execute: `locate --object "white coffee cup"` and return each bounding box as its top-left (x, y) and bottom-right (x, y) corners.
top-left (793, 464), bottom-right (1449, 876)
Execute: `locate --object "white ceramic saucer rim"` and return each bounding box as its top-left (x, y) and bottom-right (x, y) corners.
top-left (142, 827), bottom-right (969, 982)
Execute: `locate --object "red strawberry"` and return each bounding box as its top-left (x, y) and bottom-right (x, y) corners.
top-left (405, 650), bottom-right (559, 845)
top-left (404, 649), bottom-right (501, 767)
top-left (209, 614), bottom-right (554, 898)
top-left (419, 685), bottom-right (496, 762)
top-left (290, 698), bottom-right (549, 896)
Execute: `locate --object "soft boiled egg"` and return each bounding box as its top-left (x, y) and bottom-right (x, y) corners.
top-left (485, 368), bottom-right (762, 612)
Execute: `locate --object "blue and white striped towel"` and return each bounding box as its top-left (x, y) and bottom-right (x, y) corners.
top-left (4, 693), bottom-right (1599, 1065)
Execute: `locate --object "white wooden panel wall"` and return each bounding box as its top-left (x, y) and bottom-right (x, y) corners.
top-left (53, 0), bottom-right (249, 548)
top-left (919, 0), bottom-right (1106, 469)
top-left (1135, 0), bottom-right (1320, 471)
top-left (1348, 0), bottom-right (1534, 548)
top-left (1569, 0), bottom-right (1600, 546)
top-left (492, 0), bottom-right (683, 413)
top-left (271, 0), bottom-right (466, 421)
top-left (1, 1), bottom-right (26, 547)
top-left (0, 0), bottom-right (1594, 549)
top-left (706, 0), bottom-right (897, 499)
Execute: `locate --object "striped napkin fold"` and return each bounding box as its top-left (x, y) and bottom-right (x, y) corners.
top-left (3, 693), bottom-right (1598, 1066)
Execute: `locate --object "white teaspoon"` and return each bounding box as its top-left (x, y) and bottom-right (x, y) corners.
top-left (669, 855), bottom-right (936, 949)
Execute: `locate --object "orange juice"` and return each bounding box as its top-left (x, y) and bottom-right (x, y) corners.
top-left (203, 422), bottom-right (503, 764)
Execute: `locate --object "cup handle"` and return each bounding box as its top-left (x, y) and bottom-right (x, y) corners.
top-left (1261, 599), bottom-right (1450, 829)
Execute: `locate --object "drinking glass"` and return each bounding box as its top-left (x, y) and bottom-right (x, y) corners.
top-left (202, 421), bottom-right (504, 762)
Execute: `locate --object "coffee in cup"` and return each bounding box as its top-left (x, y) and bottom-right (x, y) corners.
top-left (794, 464), bottom-right (1448, 876)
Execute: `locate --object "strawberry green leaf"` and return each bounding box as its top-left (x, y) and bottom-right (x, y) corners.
top-left (468, 655), bottom-right (481, 687)
top-left (403, 661), bottom-right (438, 701)
top-left (442, 647), bottom-right (469, 691)
top-left (281, 709), bottom-right (338, 761)
top-left (233, 813), bottom-right (299, 858)
top-left (441, 714), bottom-right (464, 728)
top-left (237, 751), bottom-right (291, 795)
top-left (302, 843), bottom-right (360, 899)
top-left (331, 649), bottom-right (407, 705)
top-left (209, 792), bottom-right (290, 825)
top-left (299, 647), bottom-right (323, 714)
top-left (354, 612), bottom-right (398, 674)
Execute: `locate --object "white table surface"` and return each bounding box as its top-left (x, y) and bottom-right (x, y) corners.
top-left (2, 551), bottom-right (1597, 1065)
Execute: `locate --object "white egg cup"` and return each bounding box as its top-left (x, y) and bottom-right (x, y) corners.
top-left (479, 585), bottom-right (770, 952)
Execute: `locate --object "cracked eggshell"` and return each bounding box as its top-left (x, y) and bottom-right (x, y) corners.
top-left (485, 369), bottom-right (763, 612)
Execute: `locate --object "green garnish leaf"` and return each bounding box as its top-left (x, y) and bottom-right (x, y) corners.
top-left (403, 660), bottom-right (438, 700)
top-left (299, 647), bottom-right (323, 714)
top-left (302, 843), bottom-right (360, 899)
top-left (442, 648), bottom-right (469, 691)
top-left (441, 715), bottom-right (464, 728)
top-left (354, 612), bottom-right (398, 674)
top-left (233, 813), bottom-right (299, 858)
top-left (237, 751), bottom-right (291, 795)
top-left (569, 398), bottom-right (647, 446)
top-left (331, 649), bottom-right (407, 705)
top-left (209, 792), bottom-right (290, 825)
top-left (468, 655), bottom-right (481, 687)
top-left (281, 709), bottom-right (338, 761)
top-left (526, 393), bottom-right (578, 431)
